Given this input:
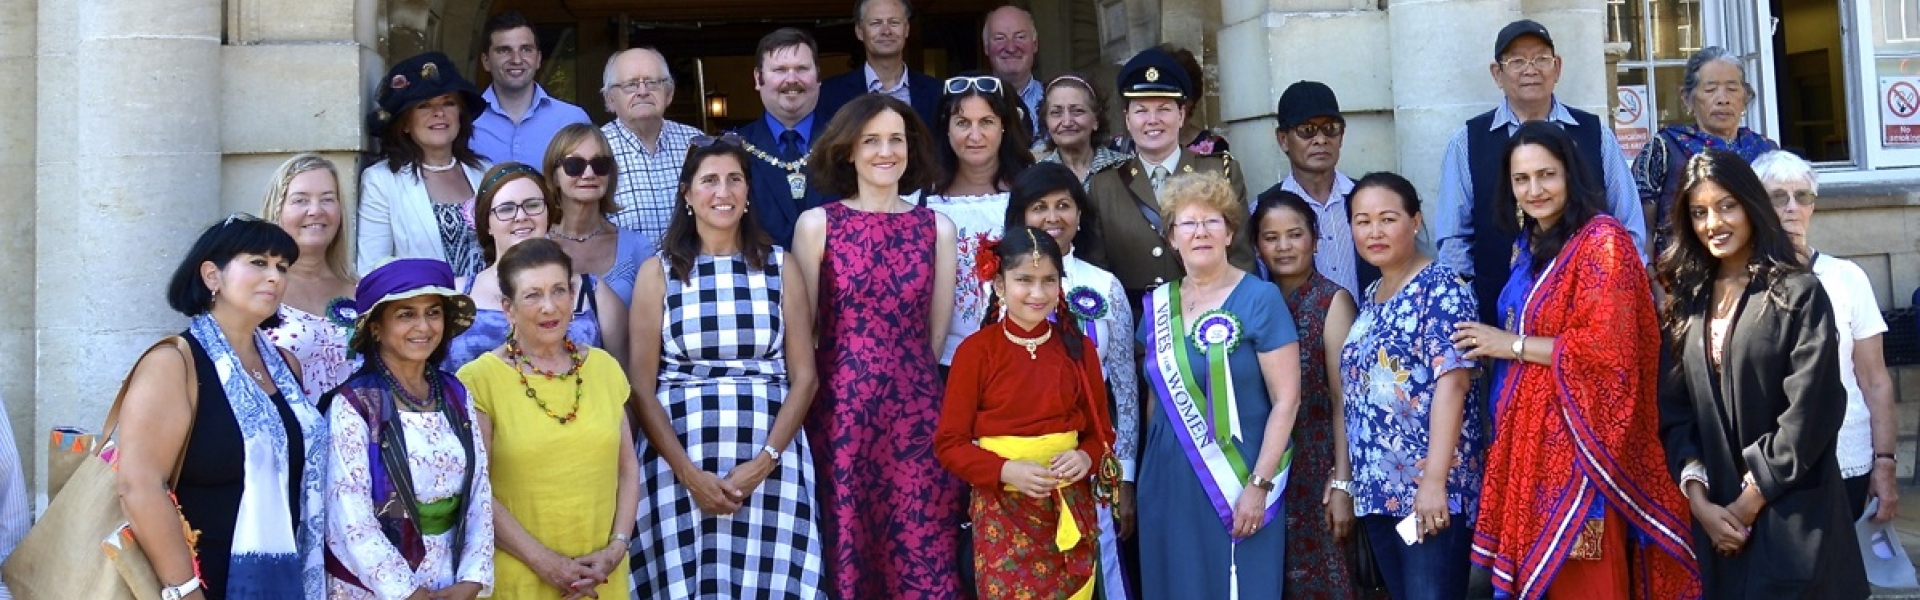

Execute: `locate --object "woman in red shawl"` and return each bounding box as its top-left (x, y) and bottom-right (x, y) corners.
top-left (1450, 121), bottom-right (1700, 599)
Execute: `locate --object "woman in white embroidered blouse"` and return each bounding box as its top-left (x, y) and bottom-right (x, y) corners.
top-left (324, 258), bottom-right (493, 600)
top-left (924, 73), bottom-right (1036, 367)
top-left (263, 153), bottom-right (362, 401)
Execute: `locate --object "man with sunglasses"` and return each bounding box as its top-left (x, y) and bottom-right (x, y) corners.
top-left (1430, 19), bottom-right (1648, 326)
top-left (600, 47), bottom-right (701, 245)
top-left (1263, 81), bottom-right (1375, 297)
top-left (734, 27), bottom-right (832, 250)
top-left (471, 11), bottom-right (592, 170)
top-left (1085, 47), bottom-right (1253, 308)
top-left (817, 0), bottom-right (941, 130)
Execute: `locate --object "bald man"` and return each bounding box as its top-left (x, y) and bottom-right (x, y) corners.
top-left (983, 5), bottom-right (1042, 136)
top-left (600, 47), bottom-right (701, 244)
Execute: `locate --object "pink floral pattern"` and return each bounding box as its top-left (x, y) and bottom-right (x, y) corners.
top-left (269, 303), bottom-right (361, 402)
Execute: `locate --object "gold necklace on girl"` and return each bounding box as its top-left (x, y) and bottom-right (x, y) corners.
top-left (1003, 322), bottom-right (1053, 360)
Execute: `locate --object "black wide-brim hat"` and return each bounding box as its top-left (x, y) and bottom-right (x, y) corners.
top-left (367, 51), bottom-right (488, 133)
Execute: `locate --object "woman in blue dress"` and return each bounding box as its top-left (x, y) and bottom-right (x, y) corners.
top-left (1133, 172), bottom-right (1301, 600)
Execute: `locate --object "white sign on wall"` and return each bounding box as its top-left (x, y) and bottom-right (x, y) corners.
top-left (1614, 85), bottom-right (1653, 161)
top-left (1882, 77), bottom-right (1920, 146)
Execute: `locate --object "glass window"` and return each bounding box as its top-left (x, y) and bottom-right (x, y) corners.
top-left (1609, 0), bottom-right (1704, 157)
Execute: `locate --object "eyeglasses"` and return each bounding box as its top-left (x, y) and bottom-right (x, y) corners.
top-left (1499, 55), bottom-right (1559, 73)
top-left (1291, 121), bottom-right (1346, 140)
top-left (489, 198), bottom-right (547, 221)
top-left (610, 78), bottom-right (671, 94)
top-left (559, 156), bottom-right (615, 178)
top-left (945, 76), bottom-right (1003, 96)
top-left (1768, 189), bottom-right (1818, 207)
top-left (1172, 218), bottom-right (1228, 235)
top-left (690, 132), bottom-right (745, 149)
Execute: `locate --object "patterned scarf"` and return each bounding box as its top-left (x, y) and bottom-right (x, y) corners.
top-left (188, 313), bottom-right (329, 599)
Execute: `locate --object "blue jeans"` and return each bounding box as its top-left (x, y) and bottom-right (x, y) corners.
top-left (1360, 514), bottom-right (1472, 600)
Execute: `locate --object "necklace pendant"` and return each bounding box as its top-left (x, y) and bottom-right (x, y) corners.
top-left (787, 172), bottom-right (807, 200)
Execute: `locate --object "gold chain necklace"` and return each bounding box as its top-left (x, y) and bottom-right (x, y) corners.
top-left (1002, 323), bottom-right (1053, 360)
top-left (741, 141), bottom-right (809, 172)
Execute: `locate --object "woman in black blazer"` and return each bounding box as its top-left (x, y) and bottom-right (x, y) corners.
top-left (1655, 149), bottom-right (1867, 599)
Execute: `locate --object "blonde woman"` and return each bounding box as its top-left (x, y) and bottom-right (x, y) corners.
top-left (263, 153), bottom-right (362, 400)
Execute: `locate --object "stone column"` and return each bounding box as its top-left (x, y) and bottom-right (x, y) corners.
top-left (1217, 0), bottom-right (1392, 188)
top-left (0, 0), bottom-right (34, 488)
top-left (1389, 0), bottom-right (1519, 204)
top-left (34, 0), bottom-right (223, 495)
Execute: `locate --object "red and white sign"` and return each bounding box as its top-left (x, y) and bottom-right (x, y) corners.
top-left (1614, 85), bottom-right (1652, 160)
top-left (1882, 77), bottom-right (1920, 146)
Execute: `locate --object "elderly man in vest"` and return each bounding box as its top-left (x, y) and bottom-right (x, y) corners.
top-left (1430, 19), bottom-right (1648, 325)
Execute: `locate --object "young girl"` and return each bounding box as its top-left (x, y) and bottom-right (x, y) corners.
top-left (935, 226), bottom-right (1118, 600)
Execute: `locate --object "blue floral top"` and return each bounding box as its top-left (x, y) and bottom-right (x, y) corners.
top-left (1340, 261), bottom-right (1486, 518)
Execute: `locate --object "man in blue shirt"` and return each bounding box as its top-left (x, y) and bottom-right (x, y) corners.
top-left (1430, 19), bottom-right (1648, 325)
top-left (983, 6), bottom-right (1043, 138)
top-left (734, 28), bottom-right (831, 250)
top-left (817, 0), bottom-right (941, 128)
top-left (469, 11), bottom-right (591, 170)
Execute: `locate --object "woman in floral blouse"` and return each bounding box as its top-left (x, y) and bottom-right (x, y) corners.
top-left (1339, 172), bottom-right (1484, 600)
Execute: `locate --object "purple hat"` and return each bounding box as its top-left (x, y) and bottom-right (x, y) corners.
top-left (349, 258), bottom-right (478, 356)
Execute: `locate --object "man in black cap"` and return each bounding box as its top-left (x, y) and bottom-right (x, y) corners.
top-left (1431, 19), bottom-right (1648, 326)
top-left (1261, 80), bottom-right (1376, 297)
top-left (1085, 46), bottom-right (1252, 307)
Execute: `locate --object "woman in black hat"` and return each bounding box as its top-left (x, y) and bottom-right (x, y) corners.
top-left (322, 258), bottom-right (493, 600)
top-left (358, 52), bottom-right (491, 279)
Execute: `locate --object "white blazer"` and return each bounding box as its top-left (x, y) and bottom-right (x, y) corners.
top-left (356, 160), bottom-right (487, 275)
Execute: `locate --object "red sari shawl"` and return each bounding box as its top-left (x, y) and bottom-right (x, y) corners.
top-left (1470, 217), bottom-right (1700, 599)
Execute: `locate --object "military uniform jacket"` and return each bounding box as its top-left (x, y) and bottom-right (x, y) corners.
top-left (1084, 149), bottom-right (1254, 297)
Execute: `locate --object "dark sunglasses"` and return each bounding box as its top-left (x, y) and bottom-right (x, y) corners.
top-left (945, 76), bottom-right (1002, 96)
top-left (690, 132), bottom-right (745, 149)
top-left (559, 156), bottom-right (615, 178)
top-left (1291, 121), bottom-right (1346, 140)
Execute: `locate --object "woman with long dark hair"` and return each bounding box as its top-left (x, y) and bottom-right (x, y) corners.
top-left (1656, 149), bottom-right (1865, 599)
top-left (925, 72), bottom-right (1037, 371)
top-left (1455, 121), bottom-right (1698, 598)
top-left (358, 52), bottom-right (490, 277)
top-left (628, 138), bottom-right (825, 598)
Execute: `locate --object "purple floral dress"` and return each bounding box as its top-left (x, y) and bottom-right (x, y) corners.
top-left (805, 202), bottom-right (968, 600)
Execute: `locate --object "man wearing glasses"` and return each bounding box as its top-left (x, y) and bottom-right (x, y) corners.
top-left (1085, 47), bottom-right (1253, 309)
top-left (600, 47), bottom-right (701, 245)
top-left (470, 11), bottom-right (592, 170)
top-left (1264, 80), bottom-right (1375, 297)
top-left (1430, 19), bottom-right (1648, 326)
top-left (817, 0), bottom-right (941, 129)
top-left (735, 28), bottom-right (831, 250)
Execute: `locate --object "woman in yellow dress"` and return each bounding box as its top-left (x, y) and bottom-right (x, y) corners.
top-left (456, 238), bottom-right (640, 599)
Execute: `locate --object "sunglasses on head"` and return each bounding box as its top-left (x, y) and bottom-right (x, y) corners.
top-left (559, 156), bottom-right (615, 178)
top-left (945, 76), bottom-right (1003, 96)
top-left (690, 132), bottom-right (745, 149)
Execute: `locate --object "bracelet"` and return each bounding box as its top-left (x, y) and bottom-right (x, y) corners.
top-left (610, 533), bottom-right (630, 545)
top-left (1875, 453), bottom-right (1898, 464)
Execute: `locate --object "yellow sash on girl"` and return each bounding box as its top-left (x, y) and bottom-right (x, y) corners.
top-left (978, 431), bottom-right (1094, 600)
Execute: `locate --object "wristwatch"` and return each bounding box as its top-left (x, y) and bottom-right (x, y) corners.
top-left (1247, 474), bottom-right (1276, 492)
top-left (161, 577), bottom-right (203, 600)
top-left (1329, 479), bottom-right (1353, 493)
top-left (762, 445), bottom-right (782, 461)
top-left (1510, 337), bottom-right (1526, 360)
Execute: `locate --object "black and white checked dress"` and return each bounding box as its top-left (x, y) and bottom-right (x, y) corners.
top-left (631, 251), bottom-right (825, 600)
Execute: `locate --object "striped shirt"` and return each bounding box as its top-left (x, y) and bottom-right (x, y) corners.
top-left (1280, 172), bottom-right (1360, 298)
top-left (603, 119), bottom-right (701, 246)
top-left (0, 396), bottom-right (28, 600)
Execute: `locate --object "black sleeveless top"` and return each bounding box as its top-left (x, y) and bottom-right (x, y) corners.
top-left (174, 333), bottom-right (307, 599)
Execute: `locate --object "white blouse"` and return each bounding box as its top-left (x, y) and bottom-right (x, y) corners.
top-left (1063, 255), bottom-right (1140, 480)
top-left (326, 406), bottom-right (494, 599)
top-left (925, 192), bottom-right (1012, 365)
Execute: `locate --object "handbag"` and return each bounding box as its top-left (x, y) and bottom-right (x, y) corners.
top-left (1351, 524), bottom-right (1388, 592)
top-left (4, 337), bottom-right (200, 600)
top-left (1856, 498), bottom-right (1920, 588)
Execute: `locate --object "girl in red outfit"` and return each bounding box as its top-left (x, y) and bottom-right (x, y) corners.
top-left (936, 226), bottom-right (1119, 600)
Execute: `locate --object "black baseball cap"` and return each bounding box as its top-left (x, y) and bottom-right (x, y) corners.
top-left (1494, 19), bottom-right (1555, 59)
top-left (1275, 81), bottom-right (1343, 129)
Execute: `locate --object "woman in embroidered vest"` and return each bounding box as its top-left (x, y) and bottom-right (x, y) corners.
top-left (542, 123), bottom-right (656, 307)
top-left (262, 153), bottom-right (362, 403)
top-left (1132, 172), bottom-right (1300, 600)
top-left (936, 226), bottom-right (1118, 600)
top-left (120, 215), bottom-right (329, 599)
top-left (1250, 189), bottom-right (1362, 598)
top-left (791, 94), bottom-right (964, 599)
top-left (323, 258), bottom-right (493, 599)
top-left (440, 163), bottom-right (627, 372)
top-left (1656, 149), bottom-right (1867, 599)
top-left (358, 52), bottom-right (490, 277)
top-left (456, 239), bottom-right (640, 600)
top-left (1755, 150), bottom-right (1902, 526)
top-left (1004, 162), bottom-right (1138, 600)
top-left (1339, 172), bottom-right (1484, 600)
top-left (1631, 46), bottom-right (1779, 255)
top-left (1452, 121), bottom-right (1699, 599)
top-left (1033, 74), bottom-right (1129, 188)
top-left (628, 137), bottom-right (826, 598)
top-left (926, 72), bottom-right (1036, 372)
